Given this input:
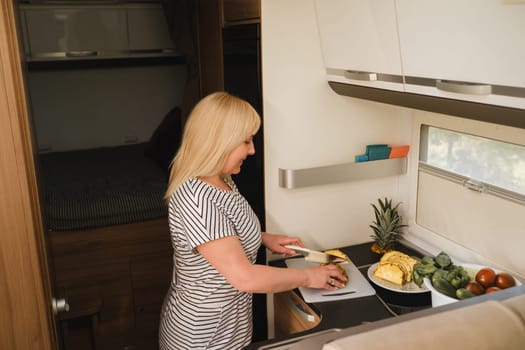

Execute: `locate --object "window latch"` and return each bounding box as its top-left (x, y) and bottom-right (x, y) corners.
top-left (463, 179), bottom-right (486, 193)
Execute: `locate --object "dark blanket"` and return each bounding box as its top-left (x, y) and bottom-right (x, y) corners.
top-left (40, 143), bottom-right (168, 231)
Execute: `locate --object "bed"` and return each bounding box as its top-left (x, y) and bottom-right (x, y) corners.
top-left (39, 142), bottom-right (169, 231)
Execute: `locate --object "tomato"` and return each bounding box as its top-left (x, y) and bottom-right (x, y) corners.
top-left (485, 286), bottom-right (501, 294)
top-left (464, 281), bottom-right (485, 296)
top-left (476, 267), bottom-right (497, 288)
top-left (495, 273), bottom-right (516, 289)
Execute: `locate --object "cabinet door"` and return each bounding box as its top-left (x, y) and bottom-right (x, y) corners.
top-left (396, 0), bottom-right (525, 109)
top-left (22, 5), bottom-right (128, 60)
top-left (314, 0), bottom-right (404, 91)
top-left (127, 4), bottom-right (175, 52)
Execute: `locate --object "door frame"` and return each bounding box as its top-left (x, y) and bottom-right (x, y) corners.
top-left (0, 1), bottom-right (57, 349)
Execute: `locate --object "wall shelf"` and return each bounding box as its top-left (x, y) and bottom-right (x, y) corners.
top-left (278, 157), bottom-right (407, 189)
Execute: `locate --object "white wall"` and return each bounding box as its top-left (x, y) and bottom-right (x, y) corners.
top-left (28, 63), bottom-right (186, 152)
top-left (261, 0), bottom-right (525, 282)
top-left (261, 0), bottom-right (412, 252)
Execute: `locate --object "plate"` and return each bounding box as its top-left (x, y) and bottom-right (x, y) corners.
top-left (367, 262), bottom-right (428, 294)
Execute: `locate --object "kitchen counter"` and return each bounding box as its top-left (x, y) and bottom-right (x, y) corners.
top-left (246, 241), bottom-right (525, 350)
top-left (245, 241), bottom-right (431, 349)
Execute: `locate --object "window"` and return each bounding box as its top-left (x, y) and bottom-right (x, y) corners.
top-left (419, 125), bottom-right (525, 203)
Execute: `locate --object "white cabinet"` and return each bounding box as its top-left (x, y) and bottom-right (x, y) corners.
top-left (21, 5), bottom-right (128, 60)
top-left (19, 3), bottom-right (176, 61)
top-left (315, 0), bottom-right (525, 110)
top-left (314, 0), bottom-right (404, 91)
top-left (127, 5), bottom-right (174, 52)
top-left (396, 0), bottom-right (525, 109)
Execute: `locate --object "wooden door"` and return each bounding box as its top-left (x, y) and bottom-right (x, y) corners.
top-left (0, 2), bottom-right (57, 349)
top-left (197, 0), bottom-right (224, 96)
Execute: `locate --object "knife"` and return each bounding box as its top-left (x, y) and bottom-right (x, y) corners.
top-left (285, 245), bottom-right (347, 264)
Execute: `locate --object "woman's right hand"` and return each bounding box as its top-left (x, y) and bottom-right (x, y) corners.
top-left (304, 264), bottom-right (348, 290)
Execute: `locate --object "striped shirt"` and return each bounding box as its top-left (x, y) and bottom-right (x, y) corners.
top-left (159, 177), bottom-right (262, 350)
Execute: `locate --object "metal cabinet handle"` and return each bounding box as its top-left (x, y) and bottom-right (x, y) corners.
top-left (288, 295), bottom-right (316, 322)
top-left (66, 50), bottom-right (99, 58)
top-left (436, 80), bottom-right (492, 95)
top-left (52, 297), bottom-right (70, 316)
top-left (344, 70), bottom-right (377, 81)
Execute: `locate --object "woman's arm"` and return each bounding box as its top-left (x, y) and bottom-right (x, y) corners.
top-left (197, 236), bottom-right (347, 293)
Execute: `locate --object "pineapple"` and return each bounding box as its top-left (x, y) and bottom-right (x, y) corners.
top-left (369, 198), bottom-right (407, 254)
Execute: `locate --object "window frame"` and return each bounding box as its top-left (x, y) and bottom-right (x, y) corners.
top-left (419, 125), bottom-right (525, 206)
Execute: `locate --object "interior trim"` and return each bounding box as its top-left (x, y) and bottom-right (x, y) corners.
top-left (419, 162), bottom-right (525, 206)
top-left (328, 81), bottom-right (525, 130)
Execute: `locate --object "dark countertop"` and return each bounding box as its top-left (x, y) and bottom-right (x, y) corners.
top-left (245, 241), bottom-right (431, 350)
top-left (246, 241), bottom-right (525, 350)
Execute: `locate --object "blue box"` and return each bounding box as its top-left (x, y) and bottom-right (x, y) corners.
top-left (355, 154), bottom-right (369, 162)
top-left (368, 146), bottom-right (392, 161)
top-left (365, 144), bottom-right (388, 156)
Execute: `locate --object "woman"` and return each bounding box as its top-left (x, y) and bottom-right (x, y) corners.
top-left (159, 92), bottom-right (347, 350)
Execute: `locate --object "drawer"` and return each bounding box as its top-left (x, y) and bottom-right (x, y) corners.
top-left (274, 290), bottom-right (320, 337)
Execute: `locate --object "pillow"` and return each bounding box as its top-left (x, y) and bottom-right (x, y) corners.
top-left (144, 106), bottom-right (183, 173)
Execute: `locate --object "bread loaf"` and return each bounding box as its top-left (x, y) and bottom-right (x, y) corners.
top-left (373, 250), bottom-right (417, 285)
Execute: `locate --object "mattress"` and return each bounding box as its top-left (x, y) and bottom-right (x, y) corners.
top-left (39, 143), bottom-right (168, 231)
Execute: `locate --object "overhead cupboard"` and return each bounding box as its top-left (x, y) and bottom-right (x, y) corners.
top-left (396, 0), bottom-right (525, 110)
top-left (18, 1), bottom-right (177, 61)
top-left (314, 0), bottom-right (525, 111)
top-left (314, 0), bottom-right (404, 92)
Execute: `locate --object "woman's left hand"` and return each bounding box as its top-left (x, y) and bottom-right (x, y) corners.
top-left (262, 232), bottom-right (303, 256)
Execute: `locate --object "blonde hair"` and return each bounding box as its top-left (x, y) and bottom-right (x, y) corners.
top-left (165, 92), bottom-right (261, 199)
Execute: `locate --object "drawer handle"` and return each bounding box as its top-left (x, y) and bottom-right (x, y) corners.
top-left (436, 80), bottom-right (492, 95)
top-left (288, 295), bottom-right (316, 322)
top-left (66, 50), bottom-right (99, 58)
top-left (344, 70), bottom-right (377, 81)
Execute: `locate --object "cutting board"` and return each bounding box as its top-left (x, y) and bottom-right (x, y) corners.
top-left (285, 257), bottom-right (376, 303)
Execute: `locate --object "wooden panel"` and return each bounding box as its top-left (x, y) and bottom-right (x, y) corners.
top-left (223, 0), bottom-right (260, 23)
top-left (197, 0), bottom-right (224, 96)
top-left (131, 252), bottom-right (172, 306)
top-left (57, 285), bottom-right (101, 321)
top-left (0, 1), bottom-right (56, 349)
top-left (97, 293), bottom-right (134, 335)
top-left (49, 218), bottom-right (171, 267)
top-left (130, 251), bottom-right (172, 344)
top-left (49, 218), bottom-right (172, 349)
top-left (274, 291), bottom-right (320, 337)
